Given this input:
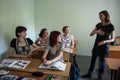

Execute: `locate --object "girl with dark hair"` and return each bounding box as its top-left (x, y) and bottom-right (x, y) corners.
top-left (82, 10), bottom-right (115, 80)
top-left (42, 31), bottom-right (64, 80)
top-left (62, 26), bottom-right (74, 50)
top-left (8, 26), bottom-right (39, 58)
top-left (42, 31), bottom-right (63, 66)
top-left (62, 26), bottom-right (74, 62)
top-left (35, 28), bottom-right (49, 47)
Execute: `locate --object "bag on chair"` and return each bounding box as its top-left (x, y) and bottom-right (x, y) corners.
top-left (69, 55), bottom-right (81, 80)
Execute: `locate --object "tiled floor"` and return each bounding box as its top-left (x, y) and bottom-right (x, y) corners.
top-left (76, 55), bottom-right (111, 80)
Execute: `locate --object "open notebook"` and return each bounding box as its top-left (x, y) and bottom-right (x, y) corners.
top-left (38, 61), bottom-right (66, 71)
top-left (0, 59), bottom-right (31, 69)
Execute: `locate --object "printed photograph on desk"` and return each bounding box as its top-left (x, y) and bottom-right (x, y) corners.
top-left (0, 59), bottom-right (16, 68)
top-left (0, 75), bottom-right (35, 80)
top-left (0, 74), bottom-right (18, 80)
top-left (9, 60), bottom-right (31, 69)
top-left (0, 59), bottom-right (31, 69)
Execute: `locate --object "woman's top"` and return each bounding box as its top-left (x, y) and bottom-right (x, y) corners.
top-left (62, 34), bottom-right (74, 53)
top-left (10, 38), bottom-right (33, 55)
top-left (92, 23), bottom-right (114, 57)
top-left (45, 43), bottom-right (64, 62)
top-left (35, 37), bottom-right (48, 46)
top-left (62, 34), bottom-right (74, 47)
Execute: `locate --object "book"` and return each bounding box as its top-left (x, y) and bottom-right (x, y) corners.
top-left (38, 61), bottom-right (66, 71)
top-left (0, 74), bottom-right (35, 80)
top-left (0, 59), bottom-right (31, 69)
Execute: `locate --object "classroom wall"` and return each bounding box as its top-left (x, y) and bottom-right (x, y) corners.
top-left (35, 0), bottom-right (120, 56)
top-left (0, 0), bottom-right (120, 59)
top-left (0, 0), bottom-right (35, 59)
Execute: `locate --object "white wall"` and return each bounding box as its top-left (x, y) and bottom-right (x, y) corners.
top-left (0, 0), bottom-right (35, 59)
top-left (35, 0), bottom-right (120, 56)
top-left (0, 0), bottom-right (120, 59)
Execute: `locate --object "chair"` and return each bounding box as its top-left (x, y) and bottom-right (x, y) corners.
top-left (64, 40), bottom-right (78, 62)
top-left (63, 52), bottom-right (74, 64)
top-left (74, 40), bottom-right (79, 48)
top-left (115, 37), bottom-right (120, 46)
top-left (31, 51), bottom-right (43, 59)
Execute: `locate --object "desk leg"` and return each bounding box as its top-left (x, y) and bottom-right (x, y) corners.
top-left (111, 70), bottom-right (118, 80)
top-left (111, 70), bottom-right (113, 80)
top-left (113, 70), bottom-right (117, 80)
top-left (64, 76), bottom-right (68, 80)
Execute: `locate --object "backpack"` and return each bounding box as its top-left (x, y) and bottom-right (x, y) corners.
top-left (69, 55), bottom-right (81, 80)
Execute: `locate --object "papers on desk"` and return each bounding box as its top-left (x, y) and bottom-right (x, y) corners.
top-left (63, 48), bottom-right (73, 53)
top-left (0, 59), bottom-right (31, 69)
top-left (38, 61), bottom-right (66, 71)
top-left (0, 74), bottom-right (35, 80)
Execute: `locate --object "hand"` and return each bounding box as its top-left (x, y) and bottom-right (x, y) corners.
top-left (98, 41), bottom-right (105, 46)
top-left (96, 29), bottom-right (105, 36)
top-left (43, 60), bottom-right (53, 66)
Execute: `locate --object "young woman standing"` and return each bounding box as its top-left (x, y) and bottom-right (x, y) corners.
top-left (82, 10), bottom-right (115, 80)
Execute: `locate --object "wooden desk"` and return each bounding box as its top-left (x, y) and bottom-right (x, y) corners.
top-left (109, 46), bottom-right (120, 58)
top-left (7, 57), bottom-right (71, 80)
top-left (105, 58), bottom-right (120, 80)
top-left (9, 70), bottom-right (48, 80)
top-left (109, 46), bottom-right (120, 52)
top-left (63, 48), bottom-right (78, 62)
top-left (37, 47), bottom-right (78, 55)
top-left (37, 47), bottom-right (45, 52)
top-left (34, 47), bottom-right (78, 62)
top-left (31, 47), bottom-right (46, 59)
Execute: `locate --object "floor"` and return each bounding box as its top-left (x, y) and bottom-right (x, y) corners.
top-left (75, 55), bottom-right (111, 80)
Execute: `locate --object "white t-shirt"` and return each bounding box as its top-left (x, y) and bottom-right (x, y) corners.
top-left (62, 34), bottom-right (74, 53)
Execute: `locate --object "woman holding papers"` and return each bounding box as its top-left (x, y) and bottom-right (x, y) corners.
top-left (42, 31), bottom-right (64, 66)
top-left (8, 26), bottom-right (39, 58)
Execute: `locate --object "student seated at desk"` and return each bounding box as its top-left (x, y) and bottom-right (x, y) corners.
top-left (8, 26), bottom-right (39, 58)
top-left (42, 31), bottom-right (64, 80)
top-left (62, 26), bottom-right (74, 53)
top-left (42, 31), bottom-right (64, 65)
top-left (61, 26), bottom-right (74, 62)
top-left (35, 28), bottom-right (49, 47)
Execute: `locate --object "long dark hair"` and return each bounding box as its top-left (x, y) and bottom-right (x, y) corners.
top-left (99, 10), bottom-right (110, 23)
top-left (49, 31), bottom-right (61, 47)
top-left (39, 28), bottom-right (47, 38)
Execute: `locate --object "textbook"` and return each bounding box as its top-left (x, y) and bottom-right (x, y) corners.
top-left (0, 59), bottom-right (31, 69)
top-left (38, 61), bottom-right (66, 71)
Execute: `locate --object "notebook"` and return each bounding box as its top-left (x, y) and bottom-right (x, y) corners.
top-left (38, 61), bottom-right (66, 71)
